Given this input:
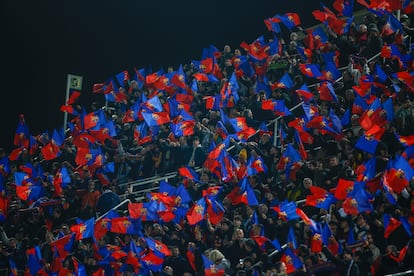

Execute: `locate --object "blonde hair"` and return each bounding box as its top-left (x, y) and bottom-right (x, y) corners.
top-left (209, 249), bottom-right (225, 262)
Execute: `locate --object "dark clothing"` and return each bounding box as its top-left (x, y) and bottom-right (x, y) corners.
top-left (189, 145), bottom-right (206, 168)
top-left (174, 145), bottom-right (192, 168)
top-left (322, 247), bottom-right (360, 276)
top-left (379, 254), bottom-right (400, 275)
top-left (164, 254), bottom-right (191, 275)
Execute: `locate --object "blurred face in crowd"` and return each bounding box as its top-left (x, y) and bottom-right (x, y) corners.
top-left (329, 156), bottom-right (339, 167)
top-left (171, 247), bottom-right (180, 257)
top-left (233, 217), bottom-right (242, 229)
top-left (258, 204), bottom-right (268, 215)
top-left (179, 136), bottom-right (187, 147)
top-left (343, 251), bottom-right (353, 261)
top-left (200, 172), bottom-right (209, 183)
top-left (233, 228), bottom-right (245, 240)
top-left (303, 178), bottom-right (313, 190)
top-left (88, 181), bottom-right (95, 192)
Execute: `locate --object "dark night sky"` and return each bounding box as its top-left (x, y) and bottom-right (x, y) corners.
top-left (2, 0), bottom-right (336, 152)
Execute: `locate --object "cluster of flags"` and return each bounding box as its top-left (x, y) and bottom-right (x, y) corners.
top-left (4, 0), bottom-right (414, 274)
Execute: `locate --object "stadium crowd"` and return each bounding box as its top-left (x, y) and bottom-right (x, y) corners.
top-left (1, 1), bottom-right (414, 275)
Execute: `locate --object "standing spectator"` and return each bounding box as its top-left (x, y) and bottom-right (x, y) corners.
top-left (324, 155), bottom-right (344, 190)
top-left (322, 246), bottom-right (360, 276)
top-left (79, 180), bottom-right (101, 219)
top-left (379, 244), bottom-right (401, 275)
top-left (188, 136), bottom-right (206, 168)
top-left (174, 136), bottom-right (192, 168)
top-left (360, 23), bottom-right (383, 59)
top-left (164, 244), bottom-right (191, 276)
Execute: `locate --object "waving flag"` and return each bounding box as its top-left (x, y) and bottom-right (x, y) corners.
top-left (287, 226), bottom-right (298, 249)
top-left (186, 198), bottom-right (206, 225)
top-left (144, 237), bottom-right (172, 257)
top-left (110, 217), bottom-right (141, 235)
top-left (178, 166), bottom-right (200, 182)
top-left (281, 248), bottom-right (303, 274)
top-left (221, 72), bottom-right (240, 108)
top-left (271, 200), bottom-right (300, 221)
top-left (356, 157), bottom-right (377, 182)
top-left (202, 254), bottom-right (225, 276)
top-left (384, 214), bottom-right (402, 238)
top-left (240, 184), bottom-right (259, 206)
top-left (140, 251), bottom-right (164, 273)
top-left (334, 178), bottom-right (356, 200)
top-left (395, 133), bottom-right (414, 147)
top-left (277, 143), bottom-right (302, 172)
top-left (342, 182), bottom-right (373, 215)
top-left (14, 114), bottom-right (30, 148)
top-left (268, 36), bottom-right (281, 56)
top-left (193, 73), bottom-right (219, 83)
top-left (272, 72), bottom-right (293, 89)
top-left (26, 246), bottom-right (47, 276)
top-left (247, 155), bottom-right (268, 175)
top-left (264, 18), bottom-right (281, 33)
top-left (306, 186), bottom-right (336, 210)
top-left (142, 95), bottom-right (163, 113)
top-left (51, 233), bottom-right (75, 258)
top-left (251, 235), bottom-right (272, 251)
top-left (299, 64), bottom-right (323, 78)
top-left (15, 185), bottom-right (43, 201)
top-left (261, 99), bottom-right (292, 116)
top-left (204, 95), bottom-right (222, 110)
top-left (383, 156), bottom-right (414, 194)
top-left (53, 167), bottom-right (71, 196)
top-left (128, 201), bottom-right (159, 221)
top-left (70, 217), bottom-right (95, 240)
top-left (355, 134), bottom-right (379, 155)
top-left (321, 62), bottom-right (341, 82)
top-left (296, 83), bottom-right (314, 103)
top-left (382, 12), bottom-right (403, 36)
top-left (318, 81), bottom-right (338, 102)
top-left (333, 0), bottom-right (354, 16)
top-left (274, 13), bottom-right (301, 29)
top-left (9, 258), bottom-right (18, 276)
top-left (311, 232), bottom-right (323, 253)
top-left (171, 120), bottom-right (195, 137)
top-left (142, 111), bottom-right (170, 127)
top-left (400, 216), bottom-right (413, 237)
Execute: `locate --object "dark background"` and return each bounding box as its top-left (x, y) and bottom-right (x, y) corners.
top-left (2, 0), bottom-right (337, 152)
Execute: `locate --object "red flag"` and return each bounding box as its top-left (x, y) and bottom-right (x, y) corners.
top-left (94, 218), bottom-right (110, 241)
top-left (67, 90), bottom-right (81, 105)
top-left (251, 235), bottom-right (271, 251)
top-left (186, 198), bottom-right (206, 225)
top-left (383, 168), bottom-right (410, 194)
top-left (41, 142), bottom-right (61, 160)
top-left (70, 218), bottom-right (94, 240)
top-left (311, 233), bottom-right (323, 253)
top-left (186, 247), bottom-right (197, 272)
top-left (296, 208), bottom-right (316, 229)
top-left (342, 197), bottom-right (359, 216)
top-left (334, 178), bottom-right (355, 200)
top-left (13, 114), bottom-right (30, 149)
top-left (50, 233), bottom-right (75, 258)
top-left (384, 215), bottom-right (402, 238)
